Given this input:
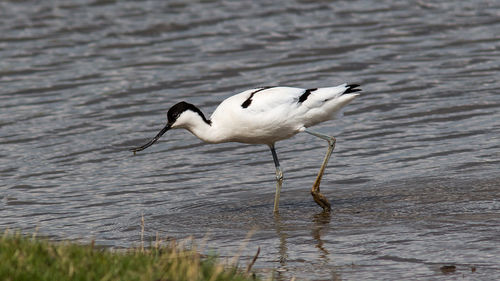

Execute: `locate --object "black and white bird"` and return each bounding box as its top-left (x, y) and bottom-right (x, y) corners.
top-left (131, 83), bottom-right (361, 213)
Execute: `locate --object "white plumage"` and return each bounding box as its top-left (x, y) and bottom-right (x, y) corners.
top-left (131, 83), bottom-right (361, 213)
top-left (210, 85), bottom-right (358, 144)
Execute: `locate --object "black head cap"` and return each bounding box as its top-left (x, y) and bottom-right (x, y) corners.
top-left (167, 101), bottom-right (211, 125)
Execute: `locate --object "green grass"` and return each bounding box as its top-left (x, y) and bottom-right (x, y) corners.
top-left (0, 231), bottom-right (258, 281)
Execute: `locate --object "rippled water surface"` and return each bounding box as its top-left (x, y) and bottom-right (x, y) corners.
top-left (1, 0), bottom-right (499, 279)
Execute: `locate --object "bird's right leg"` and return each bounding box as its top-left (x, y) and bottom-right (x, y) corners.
top-left (305, 129), bottom-right (334, 212)
top-left (269, 144), bottom-right (283, 214)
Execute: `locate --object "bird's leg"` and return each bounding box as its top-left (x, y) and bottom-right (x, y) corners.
top-left (305, 129), bottom-right (335, 212)
top-left (269, 144), bottom-right (284, 213)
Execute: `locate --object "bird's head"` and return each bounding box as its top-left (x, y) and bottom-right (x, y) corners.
top-left (167, 101), bottom-right (210, 129)
top-left (130, 101), bottom-right (210, 154)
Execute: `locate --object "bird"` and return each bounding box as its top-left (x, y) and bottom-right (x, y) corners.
top-left (130, 83), bottom-right (361, 213)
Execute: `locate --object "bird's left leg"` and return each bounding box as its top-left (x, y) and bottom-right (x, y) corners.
top-left (269, 144), bottom-right (283, 213)
top-left (304, 129), bottom-right (335, 212)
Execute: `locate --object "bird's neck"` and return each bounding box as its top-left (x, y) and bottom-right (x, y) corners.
top-left (182, 111), bottom-right (226, 144)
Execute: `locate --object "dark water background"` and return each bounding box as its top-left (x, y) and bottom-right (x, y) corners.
top-left (1, 0), bottom-right (499, 280)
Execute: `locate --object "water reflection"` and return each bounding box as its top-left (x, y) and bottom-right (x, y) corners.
top-left (273, 212), bottom-right (288, 271)
top-left (312, 211), bottom-right (331, 262)
top-left (271, 210), bottom-right (337, 279)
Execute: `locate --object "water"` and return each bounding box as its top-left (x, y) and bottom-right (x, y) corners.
top-left (1, 0), bottom-right (499, 279)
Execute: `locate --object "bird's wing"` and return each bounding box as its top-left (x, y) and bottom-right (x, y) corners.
top-left (242, 84), bottom-right (359, 110)
top-left (298, 84), bottom-right (349, 107)
top-left (212, 84), bottom-right (359, 126)
top-left (241, 87), bottom-right (305, 112)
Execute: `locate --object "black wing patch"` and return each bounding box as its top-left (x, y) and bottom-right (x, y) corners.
top-left (241, 86), bottom-right (274, 108)
top-left (343, 84), bottom-right (361, 95)
top-left (298, 88), bottom-right (317, 103)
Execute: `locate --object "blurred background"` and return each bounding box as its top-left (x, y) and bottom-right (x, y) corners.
top-left (1, 0), bottom-right (499, 280)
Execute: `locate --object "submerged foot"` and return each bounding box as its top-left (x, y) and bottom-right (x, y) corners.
top-left (311, 190), bottom-right (331, 212)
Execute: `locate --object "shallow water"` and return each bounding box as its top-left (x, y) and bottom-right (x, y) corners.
top-left (1, 0), bottom-right (499, 279)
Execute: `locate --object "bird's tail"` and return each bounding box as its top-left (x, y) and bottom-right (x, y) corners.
top-left (311, 83), bottom-right (361, 102)
top-left (314, 83), bottom-right (361, 120)
top-left (343, 84), bottom-right (361, 95)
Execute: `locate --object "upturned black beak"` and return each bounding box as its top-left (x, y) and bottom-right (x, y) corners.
top-left (130, 123), bottom-right (171, 154)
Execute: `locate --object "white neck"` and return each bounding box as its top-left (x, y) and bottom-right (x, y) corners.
top-left (186, 119), bottom-right (221, 144)
top-left (173, 110), bottom-right (226, 144)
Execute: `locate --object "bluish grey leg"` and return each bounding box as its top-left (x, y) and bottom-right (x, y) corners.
top-left (269, 144), bottom-right (283, 213)
top-left (305, 129), bottom-right (335, 212)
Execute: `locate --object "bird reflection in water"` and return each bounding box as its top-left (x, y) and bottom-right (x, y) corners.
top-left (271, 210), bottom-right (334, 280)
top-left (312, 211), bottom-right (331, 261)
